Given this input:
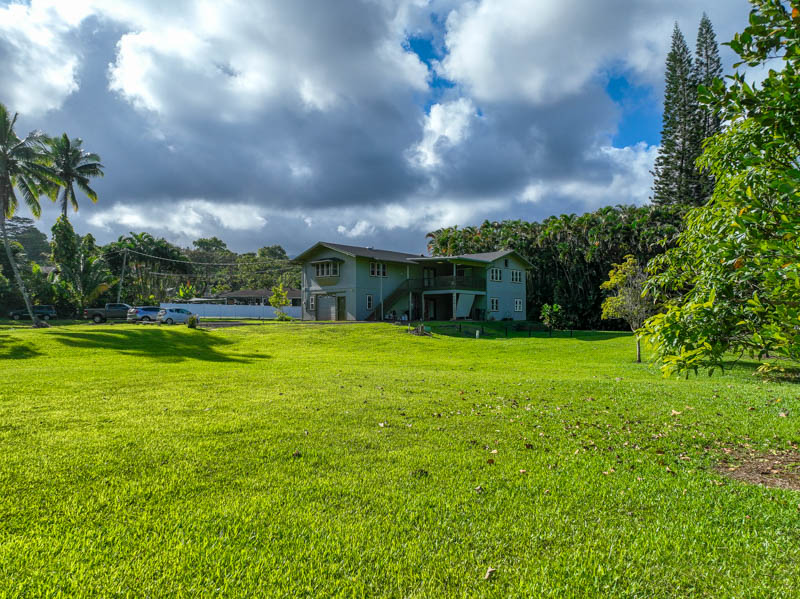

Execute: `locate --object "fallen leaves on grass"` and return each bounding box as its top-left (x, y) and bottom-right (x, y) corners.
top-left (484, 567), bottom-right (496, 580)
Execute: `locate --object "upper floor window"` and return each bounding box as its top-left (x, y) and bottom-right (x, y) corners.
top-left (489, 268), bottom-right (502, 282)
top-left (511, 270), bottom-right (523, 283)
top-left (370, 262), bottom-right (387, 277)
top-left (313, 261), bottom-right (339, 277)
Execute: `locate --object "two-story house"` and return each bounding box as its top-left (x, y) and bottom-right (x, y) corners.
top-left (294, 242), bottom-right (531, 321)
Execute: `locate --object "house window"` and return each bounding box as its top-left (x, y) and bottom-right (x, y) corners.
top-left (489, 268), bottom-right (502, 282)
top-left (370, 262), bottom-right (387, 277)
top-left (511, 270), bottom-right (523, 283)
top-left (366, 294), bottom-right (374, 310)
top-left (309, 295), bottom-right (316, 310)
top-left (314, 261), bottom-right (339, 277)
top-left (490, 298), bottom-right (499, 312)
top-left (504, 259), bottom-right (509, 267)
top-left (514, 298), bottom-right (523, 312)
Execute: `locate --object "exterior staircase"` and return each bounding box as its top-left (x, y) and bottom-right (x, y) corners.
top-left (365, 280), bottom-right (410, 321)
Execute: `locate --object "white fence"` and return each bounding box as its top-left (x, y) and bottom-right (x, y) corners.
top-left (159, 303), bottom-right (302, 320)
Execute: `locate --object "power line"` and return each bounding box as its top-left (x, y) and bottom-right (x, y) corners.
top-left (102, 247), bottom-right (295, 267)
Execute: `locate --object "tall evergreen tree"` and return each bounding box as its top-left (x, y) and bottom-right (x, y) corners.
top-left (692, 13), bottom-right (724, 202)
top-left (652, 24), bottom-right (699, 207)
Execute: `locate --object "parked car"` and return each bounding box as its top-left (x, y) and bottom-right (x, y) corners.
top-left (157, 307), bottom-right (197, 324)
top-left (127, 306), bottom-right (161, 322)
top-left (9, 305), bottom-right (57, 321)
top-left (84, 303), bottom-right (132, 323)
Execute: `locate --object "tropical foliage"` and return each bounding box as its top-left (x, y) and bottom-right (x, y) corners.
top-left (43, 133), bottom-right (104, 221)
top-left (642, 0), bottom-right (800, 375)
top-left (0, 102), bottom-right (55, 324)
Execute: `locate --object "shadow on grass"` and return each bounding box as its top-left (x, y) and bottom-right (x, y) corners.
top-left (423, 321), bottom-right (631, 341)
top-left (0, 337), bottom-right (42, 359)
top-left (47, 328), bottom-right (265, 363)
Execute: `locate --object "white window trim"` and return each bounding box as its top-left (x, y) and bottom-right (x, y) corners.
top-left (490, 297), bottom-right (499, 312)
top-left (511, 270), bottom-right (523, 283)
top-left (489, 268), bottom-right (502, 282)
top-left (309, 295), bottom-right (316, 310)
top-left (514, 298), bottom-right (523, 312)
top-left (366, 294), bottom-right (374, 310)
top-left (369, 262), bottom-right (388, 277)
top-left (313, 261), bottom-right (340, 278)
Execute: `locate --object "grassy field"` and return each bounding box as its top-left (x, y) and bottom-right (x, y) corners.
top-left (1, 322), bottom-right (799, 597)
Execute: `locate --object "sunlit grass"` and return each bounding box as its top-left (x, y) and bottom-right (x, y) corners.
top-left (1, 323), bottom-right (798, 597)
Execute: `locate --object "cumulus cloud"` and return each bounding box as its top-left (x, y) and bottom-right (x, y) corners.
top-left (409, 98), bottom-right (476, 168)
top-left (521, 142), bottom-right (659, 207)
top-left (0, 0), bottom-right (95, 114)
top-left (88, 200), bottom-right (267, 240)
top-left (437, 0), bottom-right (747, 103)
top-left (1, 0), bottom-right (753, 255)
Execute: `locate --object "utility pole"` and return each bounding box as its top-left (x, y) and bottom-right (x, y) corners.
top-left (116, 248), bottom-right (128, 304)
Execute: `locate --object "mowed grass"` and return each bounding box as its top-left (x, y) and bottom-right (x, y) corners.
top-left (1, 323), bottom-right (799, 598)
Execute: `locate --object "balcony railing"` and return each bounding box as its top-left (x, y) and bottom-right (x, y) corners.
top-left (409, 276), bottom-right (486, 292)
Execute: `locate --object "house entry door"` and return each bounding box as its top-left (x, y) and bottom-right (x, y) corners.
top-left (336, 296), bottom-right (347, 321)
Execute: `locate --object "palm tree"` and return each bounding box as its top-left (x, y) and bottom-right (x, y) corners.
top-left (0, 103), bottom-right (56, 326)
top-left (44, 133), bottom-right (103, 220)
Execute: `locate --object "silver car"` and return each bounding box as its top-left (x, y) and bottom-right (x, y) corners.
top-left (157, 307), bottom-right (197, 324)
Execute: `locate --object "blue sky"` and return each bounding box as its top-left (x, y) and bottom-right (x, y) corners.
top-left (0, 0), bottom-right (752, 254)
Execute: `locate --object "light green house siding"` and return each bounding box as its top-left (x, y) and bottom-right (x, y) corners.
top-left (300, 246), bottom-right (358, 321)
top-left (354, 257), bottom-right (421, 320)
top-left (297, 243), bottom-right (529, 322)
top-left (485, 255), bottom-right (527, 321)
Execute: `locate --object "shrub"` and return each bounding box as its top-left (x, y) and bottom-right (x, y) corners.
top-left (187, 314), bottom-right (199, 328)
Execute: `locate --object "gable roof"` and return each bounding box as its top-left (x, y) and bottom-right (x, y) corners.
top-left (293, 242), bottom-right (532, 268)
top-left (294, 241), bottom-right (424, 264)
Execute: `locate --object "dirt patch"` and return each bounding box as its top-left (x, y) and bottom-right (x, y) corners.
top-left (717, 450), bottom-right (800, 491)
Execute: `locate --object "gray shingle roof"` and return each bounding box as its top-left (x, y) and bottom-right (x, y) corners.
top-left (294, 242), bottom-right (532, 268)
top-left (294, 242), bottom-right (424, 263)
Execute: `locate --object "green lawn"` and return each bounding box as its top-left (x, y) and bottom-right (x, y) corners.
top-left (1, 323), bottom-right (799, 597)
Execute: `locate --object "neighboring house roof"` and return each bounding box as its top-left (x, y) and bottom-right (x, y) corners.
top-left (293, 242), bottom-right (532, 268)
top-left (216, 287), bottom-right (301, 299)
top-left (294, 242), bottom-right (424, 264)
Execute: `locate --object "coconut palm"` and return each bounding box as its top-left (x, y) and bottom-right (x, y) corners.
top-left (0, 103), bottom-right (56, 325)
top-left (44, 133), bottom-right (104, 221)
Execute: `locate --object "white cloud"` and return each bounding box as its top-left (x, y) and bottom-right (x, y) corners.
top-left (438, 0), bottom-right (750, 104)
top-left (521, 142), bottom-right (658, 207)
top-left (409, 98), bottom-right (476, 168)
top-left (0, 0), bottom-right (95, 114)
top-left (100, 1), bottom-right (429, 119)
top-left (88, 200), bottom-right (267, 238)
top-left (337, 220), bottom-right (375, 238)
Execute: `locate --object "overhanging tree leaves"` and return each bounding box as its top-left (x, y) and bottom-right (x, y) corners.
top-left (642, 0), bottom-right (800, 376)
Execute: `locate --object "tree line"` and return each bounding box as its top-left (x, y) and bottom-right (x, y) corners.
top-left (0, 218), bottom-right (300, 318)
top-left (0, 102), bottom-right (298, 320)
